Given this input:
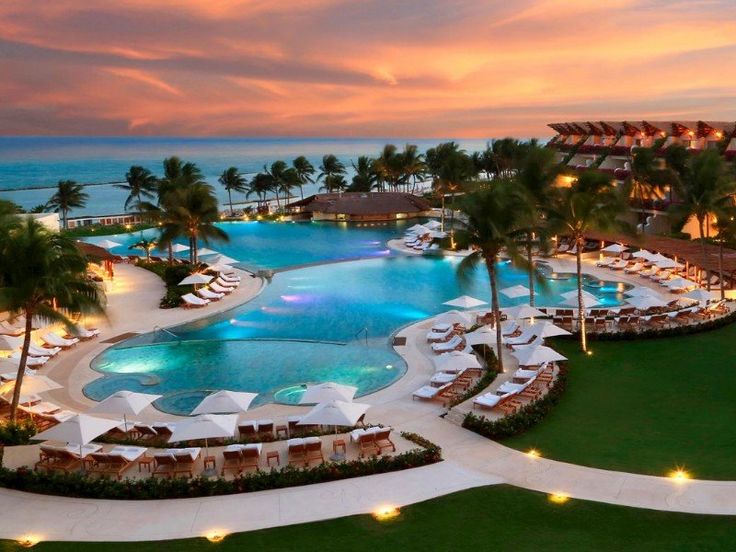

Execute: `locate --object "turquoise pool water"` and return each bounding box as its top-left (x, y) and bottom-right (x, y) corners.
top-left (85, 252), bottom-right (631, 415)
top-left (84, 220), bottom-right (404, 270)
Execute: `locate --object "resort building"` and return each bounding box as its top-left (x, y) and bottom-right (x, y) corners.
top-left (286, 192), bottom-right (433, 222)
top-left (66, 213), bottom-right (143, 230)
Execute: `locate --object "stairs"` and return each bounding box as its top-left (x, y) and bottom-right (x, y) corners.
top-left (444, 407), bottom-right (468, 427)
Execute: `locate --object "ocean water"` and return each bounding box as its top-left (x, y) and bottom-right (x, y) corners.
top-left (0, 136), bottom-right (492, 215)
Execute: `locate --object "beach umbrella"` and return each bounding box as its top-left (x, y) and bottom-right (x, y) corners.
top-left (435, 310), bottom-right (474, 327)
top-left (178, 273), bottom-right (213, 286)
top-left (443, 295), bottom-right (487, 309)
top-left (196, 247), bottom-right (219, 256)
top-left (299, 382), bottom-right (357, 405)
top-left (169, 414), bottom-right (238, 469)
top-left (34, 414), bottom-right (121, 458)
top-left (503, 304), bottom-right (547, 320)
top-left (465, 331), bottom-right (495, 346)
top-left (626, 295), bottom-right (669, 310)
top-left (500, 285), bottom-right (535, 299)
top-left (206, 263), bottom-right (233, 274)
top-left (631, 250), bottom-right (654, 260)
top-left (527, 321), bottom-right (571, 338)
top-left (207, 254), bottom-right (239, 266)
top-left (601, 243), bottom-right (628, 254)
top-left (625, 286), bottom-right (663, 298)
top-left (191, 390), bottom-right (258, 415)
top-left (433, 351), bottom-right (481, 372)
top-left (169, 243), bottom-right (190, 253)
top-left (665, 277), bottom-right (694, 290)
top-left (511, 345), bottom-right (567, 366)
top-left (683, 289), bottom-right (719, 304)
top-left (87, 390), bottom-right (162, 432)
top-left (655, 257), bottom-right (683, 269)
top-left (561, 289), bottom-right (599, 302)
top-left (0, 374), bottom-right (62, 403)
top-left (96, 239), bottom-right (122, 250)
top-left (297, 400), bottom-right (370, 427)
top-left (560, 295), bottom-right (600, 308)
top-left (424, 220), bottom-right (442, 230)
top-left (406, 224), bottom-right (424, 233)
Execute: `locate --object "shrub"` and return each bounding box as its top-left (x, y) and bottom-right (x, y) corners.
top-left (0, 420), bottom-right (37, 446)
top-left (136, 260), bottom-right (205, 309)
top-left (448, 345), bottom-right (500, 407)
top-left (462, 365), bottom-right (568, 440)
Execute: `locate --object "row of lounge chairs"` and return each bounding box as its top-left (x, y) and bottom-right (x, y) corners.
top-left (473, 364), bottom-right (555, 412)
top-left (182, 272), bottom-right (242, 308)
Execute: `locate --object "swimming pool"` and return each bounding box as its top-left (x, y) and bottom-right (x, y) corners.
top-left (84, 253), bottom-right (631, 414)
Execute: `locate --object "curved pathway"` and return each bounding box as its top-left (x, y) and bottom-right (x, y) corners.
top-left (2, 253), bottom-right (736, 543)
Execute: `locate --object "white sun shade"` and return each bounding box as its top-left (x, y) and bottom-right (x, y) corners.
top-left (178, 273), bottom-right (214, 286)
top-left (297, 400), bottom-right (370, 427)
top-left (511, 345), bottom-right (567, 366)
top-left (87, 390), bottom-right (162, 417)
top-left (34, 414), bottom-right (121, 445)
top-left (168, 414), bottom-right (238, 442)
top-left (299, 382), bottom-right (358, 405)
top-left (443, 295), bottom-right (487, 309)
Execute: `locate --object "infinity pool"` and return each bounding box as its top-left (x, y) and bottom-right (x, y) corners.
top-left (85, 252), bottom-right (631, 415)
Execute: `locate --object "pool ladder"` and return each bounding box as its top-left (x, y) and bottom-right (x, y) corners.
top-left (153, 326), bottom-right (181, 342)
top-left (355, 327), bottom-right (368, 346)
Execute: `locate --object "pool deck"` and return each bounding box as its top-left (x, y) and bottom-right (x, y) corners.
top-left (3, 252), bottom-right (736, 543)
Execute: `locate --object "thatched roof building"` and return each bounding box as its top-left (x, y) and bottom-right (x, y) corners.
top-left (287, 192), bottom-right (432, 222)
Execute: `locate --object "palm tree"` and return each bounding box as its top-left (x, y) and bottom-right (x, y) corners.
top-left (669, 150), bottom-right (736, 290)
top-left (317, 155), bottom-right (347, 192)
top-left (349, 156), bottom-right (377, 192)
top-left (515, 145), bottom-right (559, 306)
top-left (129, 237), bottom-right (158, 263)
top-left (218, 167), bottom-right (248, 216)
top-left (247, 172), bottom-right (275, 211)
top-left (292, 156), bottom-right (315, 200)
top-left (492, 138), bottom-right (522, 177)
top-left (374, 144), bottom-right (404, 191)
top-left (116, 166), bottom-right (157, 213)
top-left (265, 161), bottom-right (291, 209)
top-left (400, 144), bottom-right (425, 193)
top-left (455, 183), bottom-right (526, 372)
top-left (158, 183), bottom-right (229, 264)
top-left (435, 146), bottom-right (476, 244)
top-left (622, 147), bottom-right (674, 229)
top-left (547, 171), bottom-right (627, 352)
top-left (46, 180), bottom-right (89, 230)
top-left (0, 217), bottom-right (105, 421)
top-left (713, 204), bottom-right (736, 300)
top-left (319, 174), bottom-right (348, 193)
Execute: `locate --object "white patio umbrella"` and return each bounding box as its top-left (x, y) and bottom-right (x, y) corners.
top-left (207, 254), bottom-right (239, 266)
top-left (34, 414), bottom-right (121, 460)
top-left (435, 310), bottom-right (474, 327)
top-left (424, 220), bottom-right (442, 230)
top-left (560, 295), bottom-right (600, 308)
top-left (655, 257), bottom-right (683, 269)
top-left (178, 273), bottom-right (214, 286)
top-left (0, 374), bottom-right (62, 403)
top-left (632, 250), bottom-right (654, 260)
top-left (665, 277), bottom-right (695, 290)
top-left (96, 239), bottom-right (122, 250)
top-left (511, 345), bottom-right (567, 366)
top-left (169, 414), bottom-right (238, 469)
top-left (87, 390), bottom-right (162, 432)
top-left (465, 331), bottom-right (494, 346)
top-left (196, 247), bottom-right (219, 257)
top-left (626, 295), bottom-right (669, 310)
top-left (683, 289), bottom-right (719, 304)
top-left (601, 243), bottom-right (628, 254)
top-left (170, 243), bottom-right (190, 254)
top-left (299, 382), bottom-right (358, 405)
top-left (500, 284), bottom-right (536, 299)
top-left (561, 289), bottom-right (599, 302)
top-left (503, 304), bottom-right (547, 320)
top-left (191, 390), bottom-right (258, 415)
top-left (408, 225), bottom-right (429, 235)
top-left (625, 286), bottom-right (663, 298)
top-left (527, 321), bottom-right (572, 338)
top-left (443, 295), bottom-right (487, 309)
top-left (406, 224), bottom-right (425, 233)
top-left (297, 400), bottom-right (370, 427)
top-left (433, 351), bottom-right (481, 372)
top-left (207, 263), bottom-right (233, 274)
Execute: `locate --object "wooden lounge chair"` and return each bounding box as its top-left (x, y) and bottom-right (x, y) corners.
top-left (241, 445), bottom-right (261, 472)
top-left (238, 421), bottom-right (257, 439)
top-left (221, 449), bottom-right (244, 476)
top-left (257, 419), bottom-right (274, 438)
top-left (355, 432), bottom-right (379, 458)
top-left (287, 439), bottom-right (307, 466)
top-left (304, 438), bottom-right (324, 465)
top-left (374, 429), bottom-right (395, 454)
top-left (173, 451), bottom-right (198, 477)
top-left (88, 453), bottom-right (135, 480)
top-left (152, 454), bottom-right (177, 478)
top-left (37, 449), bottom-right (82, 473)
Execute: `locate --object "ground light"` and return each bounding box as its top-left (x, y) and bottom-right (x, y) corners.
top-left (372, 505), bottom-right (400, 521)
top-left (586, 350), bottom-right (593, 356)
top-left (548, 492), bottom-right (570, 504)
top-left (668, 468), bottom-right (691, 483)
top-left (17, 535), bottom-right (41, 548)
top-left (526, 448), bottom-right (541, 459)
top-left (204, 530), bottom-right (227, 543)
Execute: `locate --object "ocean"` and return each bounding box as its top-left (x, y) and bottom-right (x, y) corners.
top-left (0, 136), bottom-right (494, 216)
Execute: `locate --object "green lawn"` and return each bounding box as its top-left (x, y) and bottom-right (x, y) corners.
top-left (2, 485), bottom-right (735, 551)
top-left (505, 324), bottom-right (736, 479)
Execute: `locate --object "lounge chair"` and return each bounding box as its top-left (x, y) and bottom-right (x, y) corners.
top-left (181, 293), bottom-right (209, 308)
top-left (257, 419), bottom-right (274, 438)
top-left (431, 335), bottom-right (465, 354)
top-left (426, 326), bottom-right (454, 342)
top-left (39, 332), bottom-right (79, 349)
top-left (503, 328), bottom-right (537, 347)
top-left (430, 371), bottom-right (458, 386)
top-left (152, 453), bottom-right (177, 478)
top-left (473, 391), bottom-right (516, 410)
top-left (624, 263), bottom-right (643, 274)
top-left (352, 430), bottom-right (380, 457)
top-left (652, 270), bottom-right (671, 282)
top-left (8, 353), bottom-right (49, 367)
top-left (221, 443), bottom-right (262, 475)
top-left (209, 282), bottom-right (234, 294)
top-left (170, 448), bottom-right (201, 477)
top-left (238, 421), bottom-right (257, 439)
top-left (374, 428), bottom-right (395, 454)
top-left (0, 320), bottom-right (24, 336)
top-left (510, 334), bottom-right (543, 351)
top-left (215, 277), bottom-right (238, 288)
top-left (197, 288), bottom-right (224, 301)
top-left (36, 449), bottom-right (82, 474)
top-left (595, 257), bottom-right (614, 267)
top-left (219, 273), bottom-right (241, 283)
top-left (287, 438), bottom-right (307, 466)
top-left (64, 324), bottom-right (100, 340)
top-left (304, 437), bottom-right (324, 465)
top-left (639, 267), bottom-right (658, 278)
top-left (412, 381), bottom-right (453, 402)
top-left (88, 446), bottom-right (146, 480)
top-left (500, 321), bottom-right (520, 337)
top-left (609, 259), bottom-right (628, 270)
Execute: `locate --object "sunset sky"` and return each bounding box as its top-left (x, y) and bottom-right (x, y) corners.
top-left (1, 0), bottom-right (735, 138)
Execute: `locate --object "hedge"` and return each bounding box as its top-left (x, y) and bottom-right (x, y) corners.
top-left (462, 366), bottom-right (568, 440)
top-left (448, 345), bottom-right (500, 408)
top-left (0, 432), bottom-right (441, 500)
top-left (136, 260), bottom-right (204, 308)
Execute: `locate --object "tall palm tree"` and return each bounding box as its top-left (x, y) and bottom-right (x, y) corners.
top-left (547, 171), bottom-right (627, 352)
top-left (46, 180), bottom-right (89, 230)
top-left (128, 238), bottom-right (158, 263)
top-left (622, 147), bottom-right (673, 229)
top-left (374, 144), bottom-right (404, 191)
top-left (713, 204), bottom-right (736, 300)
top-left (158, 183), bottom-right (229, 264)
top-left (317, 154), bottom-right (347, 192)
top-left (0, 217), bottom-right (105, 421)
top-left (319, 174), bottom-right (348, 193)
top-left (247, 172), bottom-right (275, 210)
top-left (400, 144), bottom-right (425, 193)
top-left (492, 138), bottom-right (522, 177)
top-left (435, 147), bottom-right (476, 244)
top-left (455, 184), bottom-right (526, 372)
top-left (515, 145), bottom-right (559, 306)
top-left (218, 167), bottom-right (248, 216)
top-left (349, 156), bottom-right (377, 192)
top-left (669, 150), bottom-right (736, 290)
top-left (115, 166), bottom-right (157, 213)
top-left (292, 156), bottom-right (315, 200)
top-left (265, 161), bottom-right (291, 209)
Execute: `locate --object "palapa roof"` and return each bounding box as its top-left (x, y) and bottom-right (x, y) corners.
top-left (287, 192), bottom-right (431, 216)
top-left (548, 120), bottom-right (736, 137)
top-left (76, 241), bottom-right (116, 260)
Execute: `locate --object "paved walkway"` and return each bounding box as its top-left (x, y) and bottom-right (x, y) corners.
top-left (2, 254), bottom-right (736, 543)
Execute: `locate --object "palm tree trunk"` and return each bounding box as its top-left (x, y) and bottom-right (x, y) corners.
top-left (698, 218), bottom-right (711, 291)
top-left (448, 188), bottom-right (456, 248)
top-left (62, 208), bottom-right (68, 230)
top-left (228, 189), bottom-right (234, 217)
top-left (440, 194), bottom-right (446, 232)
top-left (526, 238), bottom-right (535, 307)
top-left (485, 255), bottom-right (504, 372)
top-left (10, 311), bottom-right (34, 422)
top-left (300, 185), bottom-right (304, 200)
top-left (719, 239), bottom-right (725, 300)
top-left (168, 243), bottom-right (173, 265)
top-left (275, 189), bottom-right (281, 210)
top-left (576, 236), bottom-right (588, 352)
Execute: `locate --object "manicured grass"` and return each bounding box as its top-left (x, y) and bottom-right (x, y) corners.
top-left (62, 223), bottom-right (153, 238)
top-left (2, 485), bottom-right (735, 551)
top-left (505, 324), bottom-right (736, 479)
